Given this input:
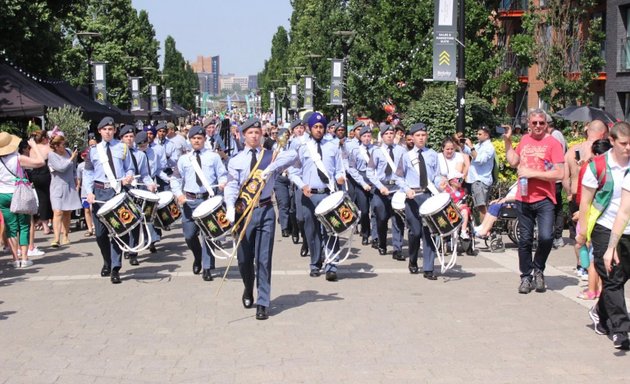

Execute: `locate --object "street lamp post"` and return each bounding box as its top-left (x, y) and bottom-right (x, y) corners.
top-left (76, 31), bottom-right (101, 98)
top-left (333, 30), bottom-right (356, 126)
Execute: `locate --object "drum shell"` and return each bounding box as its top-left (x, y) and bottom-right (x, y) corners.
top-left (315, 193), bottom-right (360, 235)
top-left (420, 196), bottom-right (463, 236)
top-left (155, 195), bottom-right (182, 229)
top-left (391, 192), bottom-right (406, 221)
top-left (130, 191), bottom-right (159, 222)
top-left (97, 193), bottom-right (142, 236)
top-left (193, 203), bottom-right (231, 240)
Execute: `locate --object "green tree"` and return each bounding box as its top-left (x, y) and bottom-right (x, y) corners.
top-left (259, 26), bottom-right (290, 112)
top-left (162, 36), bottom-right (197, 110)
top-left (46, 106), bottom-right (90, 150)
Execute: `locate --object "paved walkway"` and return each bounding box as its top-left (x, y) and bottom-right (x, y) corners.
top-left (2, 223), bottom-right (630, 383)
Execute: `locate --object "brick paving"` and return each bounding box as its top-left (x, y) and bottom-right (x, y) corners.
top-left (2, 224), bottom-right (630, 383)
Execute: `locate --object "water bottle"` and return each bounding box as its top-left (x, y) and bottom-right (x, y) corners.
top-left (579, 245), bottom-right (590, 269)
top-left (519, 177), bottom-right (528, 196)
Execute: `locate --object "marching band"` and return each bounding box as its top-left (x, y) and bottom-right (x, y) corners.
top-left (86, 113), bottom-right (468, 319)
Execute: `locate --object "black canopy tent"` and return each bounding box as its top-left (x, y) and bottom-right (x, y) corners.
top-left (130, 97), bottom-right (175, 121)
top-left (42, 80), bottom-right (127, 122)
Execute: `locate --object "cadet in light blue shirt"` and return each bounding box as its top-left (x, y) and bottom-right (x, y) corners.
top-left (170, 125), bottom-right (227, 282)
top-left (347, 125), bottom-right (374, 245)
top-left (224, 118), bottom-right (297, 320)
top-left (83, 116), bottom-right (136, 284)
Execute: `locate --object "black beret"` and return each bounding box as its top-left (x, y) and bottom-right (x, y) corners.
top-left (155, 122), bottom-right (167, 131)
top-left (409, 123), bottom-right (428, 135)
top-left (97, 116), bottom-right (115, 130)
top-left (188, 125), bottom-right (205, 139)
top-left (289, 119), bottom-right (303, 130)
top-left (241, 118), bottom-right (262, 132)
top-left (119, 125), bottom-right (135, 137)
top-left (135, 131), bottom-right (149, 145)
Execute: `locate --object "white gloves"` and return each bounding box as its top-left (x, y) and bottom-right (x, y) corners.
top-left (260, 168), bottom-right (272, 180)
top-left (226, 205), bottom-right (235, 223)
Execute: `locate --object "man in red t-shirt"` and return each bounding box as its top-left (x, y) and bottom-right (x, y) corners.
top-left (504, 109), bottom-right (565, 294)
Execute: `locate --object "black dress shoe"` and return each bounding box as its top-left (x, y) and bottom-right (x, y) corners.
top-left (325, 271), bottom-right (338, 281)
top-left (408, 262), bottom-right (419, 274)
top-left (392, 251), bottom-right (405, 261)
top-left (309, 269), bottom-right (320, 277)
top-left (378, 247), bottom-right (387, 255)
top-left (149, 244), bottom-right (157, 253)
top-left (256, 305), bottom-right (269, 320)
top-left (202, 269), bottom-right (213, 281)
top-left (242, 290), bottom-right (254, 308)
top-left (192, 262), bottom-right (202, 275)
top-left (300, 244), bottom-right (309, 257)
top-left (110, 268), bottom-right (121, 284)
top-left (100, 265), bottom-right (111, 277)
top-left (123, 253), bottom-right (129, 259)
top-left (129, 257), bottom-right (139, 266)
top-left (292, 234), bottom-right (300, 244)
top-left (281, 230), bottom-right (290, 237)
top-left (423, 271), bottom-right (437, 280)
top-left (361, 237), bottom-right (369, 246)
top-left (466, 248), bottom-right (478, 256)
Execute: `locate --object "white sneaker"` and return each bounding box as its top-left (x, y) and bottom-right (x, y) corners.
top-left (28, 247), bottom-right (45, 257)
top-left (20, 259), bottom-right (33, 268)
top-left (460, 231), bottom-right (470, 239)
top-left (11, 260), bottom-right (21, 268)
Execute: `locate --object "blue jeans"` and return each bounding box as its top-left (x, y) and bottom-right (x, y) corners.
top-left (516, 198), bottom-right (554, 278)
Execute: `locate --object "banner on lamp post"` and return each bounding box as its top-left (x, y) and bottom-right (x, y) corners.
top-left (303, 76), bottom-right (313, 110)
top-left (150, 85), bottom-right (159, 113)
top-left (329, 59), bottom-right (344, 105)
top-left (92, 62), bottom-right (107, 105)
top-left (165, 88), bottom-right (173, 111)
top-left (290, 84), bottom-right (298, 111)
top-left (130, 77), bottom-right (142, 111)
top-left (432, 0), bottom-right (458, 82)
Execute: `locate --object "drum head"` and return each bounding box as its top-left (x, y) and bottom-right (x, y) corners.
top-left (157, 191), bottom-right (174, 208)
top-left (314, 191), bottom-right (344, 215)
top-left (129, 189), bottom-right (159, 202)
top-left (97, 193), bottom-right (126, 216)
top-left (192, 196), bottom-right (223, 219)
top-left (391, 191), bottom-right (406, 209)
top-left (419, 193), bottom-right (450, 215)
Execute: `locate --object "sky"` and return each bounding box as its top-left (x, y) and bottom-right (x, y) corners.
top-left (131, 0), bottom-right (293, 76)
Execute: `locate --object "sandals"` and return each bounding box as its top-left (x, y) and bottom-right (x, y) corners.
top-left (50, 241), bottom-right (60, 248)
top-left (577, 289), bottom-right (600, 300)
top-left (84, 229), bottom-right (95, 237)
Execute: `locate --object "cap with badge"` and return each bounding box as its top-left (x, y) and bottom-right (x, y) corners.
top-left (409, 122), bottom-right (428, 135)
top-left (119, 125), bottom-right (135, 137)
top-left (289, 119), bottom-right (303, 130)
top-left (166, 122), bottom-right (176, 130)
top-left (97, 116), bottom-right (115, 130)
top-left (359, 125), bottom-right (372, 137)
top-left (135, 131), bottom-right (149, 145)
top-left (352, 121), bottom-right (365, 131)
top-left (380, 124), bottom-right (394, 134)
top-left (155, 122), bottom-right (167, 131)
top-left (240, 118), bottom-right (262, 132)
top-left (202, 117), bottom-right (216, 128)
top-left (307, 112), bottom-right (328, 128)
top-left (188, 125), bottom-right (205, 139)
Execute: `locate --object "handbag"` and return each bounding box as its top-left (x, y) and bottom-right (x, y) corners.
top-left (0, 156), bottom-right (38, 215)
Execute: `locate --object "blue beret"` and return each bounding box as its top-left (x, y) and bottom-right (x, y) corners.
top-left (188, 125), bottom-right (205, 139)
top-left (359, 126), bottom-right (372, 137)
top-left (202, 117), bottom-right (216, 128)
top-left (135, 131), bottom-right (149, 145)
top-left (307, 112), bottom-right (327, 128)
top-left (409, 123), bottom-right (428, 135)
top-left (289, 119), bottom-right (303, 130)
top-left (241, 118), bottom-right (262, 132)
top-left (119, 125), bottom-right (135, 137)
top-left (97, 116), bottom-right (115, 130)
top-left (352, 121), bottom-right (365, 130)
top-left (380, 124), bottom-right (394, 134)
top-left (155, 122), bottom-right (167, 131)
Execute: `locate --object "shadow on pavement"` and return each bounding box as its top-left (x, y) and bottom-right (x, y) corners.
top-left (271, 290), bottom-right (344, 315)
top-left (546, 274), bottom-right (580, 291)
top-left (440, 265), bottom-right (476, 281)
top-left (338, 262), bottom-right (378, 280)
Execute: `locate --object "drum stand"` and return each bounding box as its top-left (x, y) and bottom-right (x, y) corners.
top-left (110, 219), bottom-right (155, 254)
top-left (323, 221), bottom-right (359, 266)
top-left (428, 228), bottom-right (459, 274)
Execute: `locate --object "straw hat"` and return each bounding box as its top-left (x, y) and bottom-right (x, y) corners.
top-left (0, 132), bottom-right (21, 156)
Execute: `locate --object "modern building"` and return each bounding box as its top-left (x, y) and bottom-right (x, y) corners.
top-left (220, 74), bottom-right (249, 92)
top-left (248, 75), bottom-right (258, 90)
top-left (605, 0), bottom-right (630, 120)
top-left (191, 55), bottom-right (220, 96)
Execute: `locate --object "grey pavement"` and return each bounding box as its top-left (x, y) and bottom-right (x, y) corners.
top-left (2, 220), bottom-right (630, 383)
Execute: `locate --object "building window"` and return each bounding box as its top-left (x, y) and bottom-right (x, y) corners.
top-left (621, 93), bottom-right (630, 121)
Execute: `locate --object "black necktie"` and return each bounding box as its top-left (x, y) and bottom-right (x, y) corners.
top-left (417, 149), bottom-right (428, 189)
top-left (210, 137), bottom-right (215, 149)
top-left (144, 152), bottom-right (152, 176)
top-left (130, 149), bottom-right (139, 174)
top-left (250, 149), bottom-right (257, 172)
top-left (195, 150), bottom-right (203, 186)
top-left (316, 140), bottom-right (330, 185)
top-left (385, 145), bottom-right (394, 176)
top-left (106, 142), bottom-right (117, 178)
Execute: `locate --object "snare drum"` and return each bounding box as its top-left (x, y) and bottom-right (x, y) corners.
top-left (155, 191), bottom-right (182, 229)
top-left (192, 196), bottom-right (231, 240)
top-left (391, 191), bottom-right (406, 220)
top-left (418, 193), bottom-right (463, 236)
top-left (129, 189), bottom-right (160, 222)
top-left (96, 193), bottom-right (142, 237)
top-left (314, 191), bottom-right (359, 235)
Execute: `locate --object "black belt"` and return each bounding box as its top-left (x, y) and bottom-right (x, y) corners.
top-left (411, 188), bottom-right (427, 193)
top-left (310, 188), bottom-right (331, 194)
top-left (94, 181), bottom-right (113, 190)
top-left (256, 197), bottom-right (273, 208)
top-left (185, 191), bottom-right (209, 199)
top-left (382, 180), bottom-right (397, 185)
